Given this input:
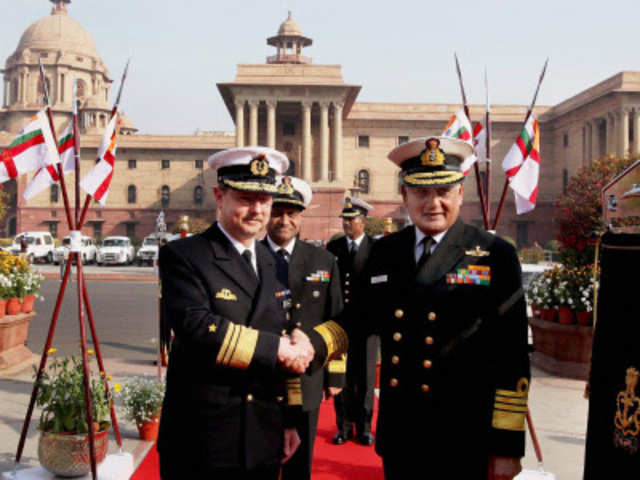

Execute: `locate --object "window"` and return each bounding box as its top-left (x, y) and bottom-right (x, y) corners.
top-left (195, 159), bottom-right (203, 169)
top-left (128, 159), bottom-right (137, 169)
top-left (563, 169), bottom-right (569, 195)
top-left (50, 184), bottom-right (59, 203)
top-left (194, 186), bottom-right (203, 205)
top-left (126, 223), bottom-right (136, 239)
top-left (93, 223), bottom-right (102, 239)
top-left (357, 169), bottom-right (370, 194)
top-left (161, 185), bottom-right (170, 208)
top-left (48, 222), bottom-right (58, 239)
top-left (398, 136), bottom-right (409, 145)
top-left (283, 121), bottom-right (295, 136)
top-left (76, 79), bottom-right (87, 100)
top-left (51, 210), bottom-right (56, 218)
top-left (563, 133), bottom-right (569, 148)
top-left (516, 223), bottom-right (529, 248)
top-left (162, 159), bottom-right (170, 170)
top-left (128, 185), bottom-right (137, 204)
top-left (358, 135), bottom-right (370, 148)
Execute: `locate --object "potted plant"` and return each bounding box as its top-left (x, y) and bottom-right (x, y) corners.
top-left (19, 269), bottom-right (44, 313)
top-left (119, 376), bottom-right (165, 441)
top-left (34, 352), bottom-right (115, 477)
top-left (572, 265), bottom-right (597, 326)
top-left (553, 268), bottom-right (575, 324)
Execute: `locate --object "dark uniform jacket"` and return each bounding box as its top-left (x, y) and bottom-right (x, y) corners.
top-left (262, 238), bottom-right (346, 411)
top-left (157, 224), bottom-right (290, 471)
top-left (363, 220), bottom-right (530, 475)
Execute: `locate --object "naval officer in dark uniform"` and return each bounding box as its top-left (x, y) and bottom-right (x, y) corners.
top-left (158, 147), bottom-right (318, 479)
top-left (327, 197), bottom-right (378, 446)
top-left (262, 175), bottom-right (348, 480)
top-left (363, 137), bottom-right (531, 479)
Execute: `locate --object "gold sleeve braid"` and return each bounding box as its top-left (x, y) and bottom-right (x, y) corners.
top-left (313, 321), bottom-right (348, 365)
top-left (216, 323), bottom-right (259, 370)
top-left (491, 378), bottom-right (529, 432)
top-left (328, 354), bottom-right (347, 373)
top-left (286, 377), bottom-right (303, 406)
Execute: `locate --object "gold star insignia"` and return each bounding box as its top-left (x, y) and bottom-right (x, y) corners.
top-left (208, 324), bottom-right (217, 333)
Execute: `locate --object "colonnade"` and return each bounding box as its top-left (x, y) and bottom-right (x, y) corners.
top-left (584, 106), bottom-right (640, 162)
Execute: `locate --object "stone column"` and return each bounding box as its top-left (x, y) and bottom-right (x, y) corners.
top-left (2, 79), bottom-right (7, 107)
top-left (633, 107), bottom-right (640, 154)
top-left (234, 99), bottom-right (245, 147)
top-left (606, 113), bottom-right (615, 154)
top-left (618, 108), bottom-right (629, 156)
top-left (266, 99), bottom-right (277, 149)
top-left (591, 119), bottom-right (600, 162)
top-left (248, 99), bottom-right (259, 146)
top-left (301, 101), bottom-right (312, 182)
top-left (332, 102), bottom-right (344, 183)
top-left (319, 101), bottom-right (330, 182)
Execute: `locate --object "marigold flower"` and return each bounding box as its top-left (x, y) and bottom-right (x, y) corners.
top-left (87, 349), bottom-right (95, 355)
top-left (47, 348), bottom-right (57, 355)
top-left (114, 383), bottom-right (122, 393)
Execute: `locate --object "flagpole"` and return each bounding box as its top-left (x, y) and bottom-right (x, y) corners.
top-left (492, 58), bottom-right (548, 231)
top-left (484, 68), bottom-right (492, 227)
top-left (455, 53), bottom-right (489, 230)
top-left (73, 76), bottom-right (80, 228)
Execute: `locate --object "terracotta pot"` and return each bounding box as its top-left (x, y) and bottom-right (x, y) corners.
top-left (531, 305), bottom-right (542, 319)
top-left (0, 299), bottom-right (6, 318)
top-left (576, 310), bottom-right (593, 327)
top-left (557, 306), bottom-right (576, 325)
top-left (137, 414), bottom-right (161, 441)
top-left (21, 294), bottom-right (35, 313)
top-left (38, 429), bottom-right (109, 477)
top-left (6, 297), bottom-right (22, 316)
top-left (541, 308), bottom-right (557, 322)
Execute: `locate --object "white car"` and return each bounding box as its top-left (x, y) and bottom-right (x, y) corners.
top-left (135, 233), bottom-right (172, 266)
top-left (96, 236), bottom-right (135, 265)
top-left (53, 236), bottom-right (98, 265)
top-left (8, 231), bottom-right (55, 263)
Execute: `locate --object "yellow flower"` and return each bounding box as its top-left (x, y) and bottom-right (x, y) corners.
top-left (114, 383), bottom-right (122, 393)
top-left (107, 375), bottom-right (113, 381)
top-left (87, 349), bottom-right (95, 355)
top-left (47, 348), bottom-right (57, 355)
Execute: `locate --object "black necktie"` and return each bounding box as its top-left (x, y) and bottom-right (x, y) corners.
top-left (349, 241), bottom-right (358, 261)
top-left (276, 249), bottom-right (289, 286)
top-left (416, 236), bottom-right (434, 270)
top-left (242, 250), bottom-right (256, 277)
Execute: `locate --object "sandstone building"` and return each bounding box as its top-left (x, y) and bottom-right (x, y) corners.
top-left (2, 1), bottom-right (640, 245)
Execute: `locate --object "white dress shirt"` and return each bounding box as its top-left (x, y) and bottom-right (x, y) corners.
top-left (217, 222), bottom-right (259, 278)
top-left (414, 227), bottom-right (447, 264)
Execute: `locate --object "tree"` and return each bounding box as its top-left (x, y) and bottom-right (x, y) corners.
top-left (555, 154), bottom-right (637, 266)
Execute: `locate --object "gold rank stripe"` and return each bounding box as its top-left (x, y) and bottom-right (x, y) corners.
top-left (328, 357), bottom-right (347, 373)
top-left (495, 388), bottom-right (527, 398)
top-left (494, 403), bottom-right (528, 413)
top-left (287, 378), bottom-right (303, 405)
top-left (216, 324), bottom-right (259, 370)
top-left (314, 321), bottom-right (348, 364)
top-left (492, 410), bottom-right (526, 432)
top-left (495, 395), bottom-right (528, 406)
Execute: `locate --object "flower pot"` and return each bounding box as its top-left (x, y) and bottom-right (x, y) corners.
top-left (531, 305), bottom-right (542, 320)
top-left (21, 294), bottom-right (35, 313)
top-left (0, 299), bottom-right (6, 318)
top-left (6, 297), bottom-right (22, 316)
top-left (541, 308), bottom-right (557, 322)
top-left (557, 306), bottom-right (576, 325)
top-left (576, 310), bottom-right (593, 327)
top-left (137, 414), bottom-right (161, 441)
top-left (38, 429), bottom-right (109, 477)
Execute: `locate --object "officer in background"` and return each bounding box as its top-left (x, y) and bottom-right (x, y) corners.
top-left (327, 197), bottom-right (378, 446)
top-left (364, 137), bottom-right (530, 479)
top-left (262, 175), bottom-right (347, 480)
top-left (158, 147), bottom-right (317, 479)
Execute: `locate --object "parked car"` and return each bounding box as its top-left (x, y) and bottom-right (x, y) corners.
top-left (96, 236), bottom-right (135, 265)
top-left (8, 231), bottom-right (55, 263)
top-left (135, 232), bottom-right (172, 266)
top-left (52, 235), bottom-right (98, 265)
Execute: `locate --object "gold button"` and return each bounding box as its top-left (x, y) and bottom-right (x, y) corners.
top-left (295, 303), bottom-right (301, 309)
top-left (296, 322), bottom-right (302, 328)
top-left (345, 281), bottom-right (350, 286)
top-left (393, 332), bottom-right (402, 342)
top-left (394, 309), bottom-right (404, 319)
top-left (423, 360), bottom-right (432, 369)
top-left (391, 355), bottom-right (400, 365)
top-left (428, 312), bottom-right (436, 321)
top-left (247, 394), bottom-right (254, 402)
top-left (346, 273), bottom-right (350, 278)
top-left (421, 384), bottom-right (430, 393)
top-left (285, 313), bottom-right (290, 321)
top-left (344, 290), bottom-right (350, 295)
top-left (425, 336), bottom-right (434, 345)
top-left (276, 396), bottom-right (284, 403)
top-left (345, 298), bottom-right (350, 304)
top-left (390, 378), bottom-right (398, 387)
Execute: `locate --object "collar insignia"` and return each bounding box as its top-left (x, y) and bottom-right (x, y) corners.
top-left (465, 246), bottom-right (490, 257)
top-left (250, 155), bottom-right (269, 177)
top-left (420, 138), bottom-right (445, 167)
top-left (208, 324), bottom-right (217, 333)
top-left (215, 288), bottom-right (237, 301)
top-left (614, 367), bottom-right (640, 450)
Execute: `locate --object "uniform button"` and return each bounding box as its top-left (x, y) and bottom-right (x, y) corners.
top-left (345, 298), bottom-right (350, 304)
top-left (285, 313), bottom-right (290, 321)
top-left (393, 332), bottom-right (402, 342)
top-left (421, 384), bottom-right (430, 393)
top-left (423, 360), bottom-right (432, 369)
top-left (344, 290), bottom-right (350, 295)
top-left (281, 329), bottom-right (287, 335)
top-left (247, 394), bottom-right (254, 402)
top-left (394, 309), bottom-right (404, 319)
top-left (345, 281), bottom-right (350, 286)
top-left (295, 322), bottom-right (302, 328)
top-left (295, 303), bottom-right (301, 310)
top-left (346, 273), bottom-right (350, 278)
top-left (390, 378), bottom-right (398, 387)
top-left (391, 355), bottom-right (400, 365)
top-left (425, 336), bottom-right (434, 345)
top-left (428, 312), bottom-right (436, 321)
top-left (276, 396), bottom-right (284, 403)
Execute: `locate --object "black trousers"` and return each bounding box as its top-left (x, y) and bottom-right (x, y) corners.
top-left (280, 408), bottom-right (320, 480)
top-left (334, 334), bottom-right (378, 434)
top-left (160, 456), bottom-right (280, 480)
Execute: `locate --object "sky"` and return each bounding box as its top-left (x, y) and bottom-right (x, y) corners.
top-left (2, 0), bottom-right (640, 135)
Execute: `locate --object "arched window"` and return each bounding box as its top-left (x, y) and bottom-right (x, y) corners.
top-left (127, 185), bottom-right (136, 204)
top-left (50, 184), bottom-right (59, 203)
top-left (161, 185), bottom-right (170, 208)
top-left (357, 169), bottom-right (370, 194)
top-left (11, 79), bottom-right (19, 104)
top-left (194, 186), bottom-right (203, 205)
top-left (76, 79), bottom-right (87, 100)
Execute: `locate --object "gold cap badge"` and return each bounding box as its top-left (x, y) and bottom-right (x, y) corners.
top-left (344, 197), bottom-right (353, 209)
top-left (278, 176), bottom-right (295, 195)
top-left (250, 155), bottom-right (269, 176)
top-left (420, 138), bottom-right (445, 167)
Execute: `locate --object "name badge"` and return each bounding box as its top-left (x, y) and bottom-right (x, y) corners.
top-left (371, 274), bottom-right (388, 284)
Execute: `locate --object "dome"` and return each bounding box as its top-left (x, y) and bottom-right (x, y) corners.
top-left (277, 12), bottom-right (302, 37)
top-left (16, 9), bottom-right (100, 59)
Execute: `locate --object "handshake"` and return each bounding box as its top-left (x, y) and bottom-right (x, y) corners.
top-left (277, 328), bottom-right (315, 374)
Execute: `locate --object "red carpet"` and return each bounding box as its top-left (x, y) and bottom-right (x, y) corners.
top-left (132, 398), bottom-right (383, 479)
